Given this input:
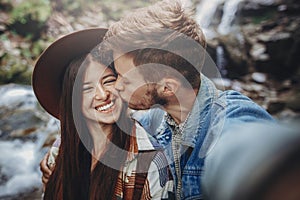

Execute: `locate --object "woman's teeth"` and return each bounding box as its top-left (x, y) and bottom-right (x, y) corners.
top-left (96, 101), bottom-right (114, 111)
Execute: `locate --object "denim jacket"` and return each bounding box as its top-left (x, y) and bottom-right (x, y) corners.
top-left (132, 74), bottom-right (274, 199)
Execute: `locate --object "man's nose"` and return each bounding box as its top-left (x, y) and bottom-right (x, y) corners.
top-left (95, 84), bottom-right (109, 100)
top-left (114, 77), bottom-right (124, 91)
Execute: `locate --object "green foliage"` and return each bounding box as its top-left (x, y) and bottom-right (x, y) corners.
top-left (8, 0), bottom-right (51, 39)
top-left (99, 0), bottom-right (154, 21)
top-left (10, 0), bottom-right (51, 25)
top-left (31, 40), bottom-right (48, 59)
top-left (0, 54), bottom-right (28, 84)
top-left (0, 35), bottom-right (47, 85)
top-left (52, 0), bottom-right (93, 15)
top-left (251, 10), bottom-right (277, 25)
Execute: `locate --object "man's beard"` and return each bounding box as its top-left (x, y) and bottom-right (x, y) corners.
top-left (128, 85), bottom-right (168, 110)
top-left (148, 87), bottom-right (168, 108)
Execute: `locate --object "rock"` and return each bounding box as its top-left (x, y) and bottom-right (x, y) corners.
top-left (20, 187), bottom-right (43, 200)
top-left (42, 131), bottom-right (59, 148)
top-left (252, 83), bottom-right (265, 91)
top-left (0, 10), bottom-right (10, 27)
top-left (250, 43), bottom-right (269, 61)
top-left (10, 127), bottom-right (38, 138)
top-left (0, 84), bottom-right (53, 141)
top-left (231, 80), bottom-right (244, 92)
top-left (0, 108), bottom-right (43, 141)
top-left (286, 92), bottom-right (300, 112)
top-left (218, 34), bottom-right (250, 78)
top-left (0, 84), bottom-right (36, 110)
top-left (275, 109), bottom-right (300, 122)
top-left (212, 78), bottom-right (232, 90)
top-left (200, 0), bottom-right (300, 80)
top-left (251, 72), bottom-right (267, 83)
top-left (242, 20), bottom-right (300, 79)
top-left (240, 0), bottom-right (279, 20)
top-left (267, 101), bottom-right (286, 114)
top-left (7, 0), bottom-right (51, 40)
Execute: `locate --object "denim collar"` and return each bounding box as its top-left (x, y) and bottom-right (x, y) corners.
top-left (170, 74), bottom-right (218, 147)
top-left (131, 74), bottom-right (219, 148)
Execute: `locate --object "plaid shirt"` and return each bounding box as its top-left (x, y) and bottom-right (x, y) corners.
top-left (114, 121), bottom-right (174, 199)
top-left (48, 121), bottom-right (174, 199)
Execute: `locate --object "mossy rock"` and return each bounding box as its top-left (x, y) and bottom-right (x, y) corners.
top-left (0, 54), bottom-right (32, 85)
top-left (8, 0), bottom-right (51, 40)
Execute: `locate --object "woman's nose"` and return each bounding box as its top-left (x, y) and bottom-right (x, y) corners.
top-left (94, 84), bottom-right (109, 100)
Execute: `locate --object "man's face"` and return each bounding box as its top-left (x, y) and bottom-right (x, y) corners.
top-left (113, 53), bottom-right (161, 110)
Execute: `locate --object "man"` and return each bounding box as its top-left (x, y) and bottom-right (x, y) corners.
top-left (102, 0), bottom-right (274, 199)
top-left (41, 0), bottom-right (274, 199)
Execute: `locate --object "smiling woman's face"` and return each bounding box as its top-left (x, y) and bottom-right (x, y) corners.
top-left (81, 58), bottom-right (123, 125)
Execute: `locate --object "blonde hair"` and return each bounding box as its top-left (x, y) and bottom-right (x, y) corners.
top-left (105, 0), bottom-right (206, 47)
top-left (104, 0), bottom-right (206, 88)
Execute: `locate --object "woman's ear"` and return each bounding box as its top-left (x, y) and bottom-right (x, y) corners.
top-left (157, 78), bottom-right (181, 97)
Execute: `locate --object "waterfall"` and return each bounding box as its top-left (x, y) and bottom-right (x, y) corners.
top-left (195, 0), bottom-right (224, 28)
top-left (195, 0), bottom-right (225, 38)
top-left (195, 0), bottom-right (244, 37)
top-left (217, 0), bottom-right (244, 35)
top-left (216, 45), bottom-right (228, 77)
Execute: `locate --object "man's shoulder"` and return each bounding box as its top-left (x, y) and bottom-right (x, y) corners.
top-left (218, 89), bottom-right (252, 102)
top-left (216, 89), bottom-right (262, 109)
top-left (215, 89), bottom-right (274, 122)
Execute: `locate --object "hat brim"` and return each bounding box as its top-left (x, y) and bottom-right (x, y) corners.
top-left (32, 28), bottom-right (108, 119)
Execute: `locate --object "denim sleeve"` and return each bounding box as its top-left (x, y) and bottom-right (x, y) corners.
top-left (202, 123), bottom-right (300, 200)
top-left (201, 90), bottom-right (275, 158)
top-left (132, 108), bottom-right (166, 135)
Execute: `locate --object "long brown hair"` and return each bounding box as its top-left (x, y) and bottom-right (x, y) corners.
top-left (44, 51), bottom-right (132, 199)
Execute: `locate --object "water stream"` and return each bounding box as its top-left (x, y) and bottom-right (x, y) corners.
top-left (0, 84), bottom-right (59, 198)
top-left (195, 0), bottom-right (244, 38)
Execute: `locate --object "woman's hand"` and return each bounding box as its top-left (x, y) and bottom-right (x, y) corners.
top-left (40, 151), bottom-right (55, 191)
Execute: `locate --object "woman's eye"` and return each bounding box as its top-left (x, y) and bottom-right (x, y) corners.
top-left (82, 86), bottom-right (93, 92)
top-left (103, 78), bottom-right (116, 85)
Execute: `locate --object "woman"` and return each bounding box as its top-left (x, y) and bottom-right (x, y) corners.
top-left (32, 28), bottom-right (174, 199)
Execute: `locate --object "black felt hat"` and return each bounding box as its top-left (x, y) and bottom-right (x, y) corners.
top-left (32, 28), bottom-right (108, 118)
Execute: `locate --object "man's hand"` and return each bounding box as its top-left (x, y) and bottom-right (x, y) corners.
top-left (40, 151), bottom-right (55, 190)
